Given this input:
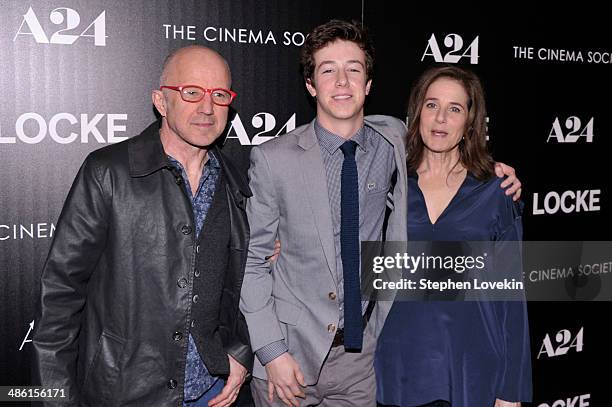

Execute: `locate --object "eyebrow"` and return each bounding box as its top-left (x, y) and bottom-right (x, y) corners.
top-left (317, 60), bottom-right (365, 68)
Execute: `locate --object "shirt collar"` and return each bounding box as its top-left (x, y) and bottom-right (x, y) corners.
top-left (167, 150), bottom-right (220, 172)
top-left (314, 120), bottom-right (367, 154)
top-left (205, 150), bottom-right (221, 169)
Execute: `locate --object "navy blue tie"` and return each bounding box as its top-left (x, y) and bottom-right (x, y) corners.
top-left (339, 140), bottom-right (362, 350)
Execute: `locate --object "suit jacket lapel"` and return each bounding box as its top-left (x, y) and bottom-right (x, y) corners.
top-left (297, 121), bottom-right (337, 283)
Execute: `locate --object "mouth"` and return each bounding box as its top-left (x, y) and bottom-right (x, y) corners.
top-left (192, 122), bottom-right (215, 128)
top-left (332, 94), bottom-right (352, 101)
top-left (431, 130), bottom-right (448, 137)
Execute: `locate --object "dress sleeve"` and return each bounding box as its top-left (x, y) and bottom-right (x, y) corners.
top-left (494, 197), bottom-right (533, 402)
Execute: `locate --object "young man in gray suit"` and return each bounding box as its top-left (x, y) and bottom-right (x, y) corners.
top-left (240, 20), bottom-right (521, 406)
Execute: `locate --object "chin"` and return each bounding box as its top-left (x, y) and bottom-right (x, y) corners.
top-left (186, 135), bottom-right (218, 148)
top-left (331, 110), bottom-right (361, 120)
top-left (431, 146), bottom-right (458, 154)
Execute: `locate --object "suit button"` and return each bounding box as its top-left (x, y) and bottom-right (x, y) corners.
top-left (194, 269), bottom-right (201, 278)
top-left (196, 245), bottom-right (200, 253)
top-left (181, 225), bottom-right (192, 235)
top-left (173, 331), bottom-right (183, 341)
top-left (328, 292), bottom-right (337, 300)
top-left (167, 379), bottom-right (177, 389)
top-left (191, 320), bottom-right (196, 328)
top-left (193, 294), bottom-right (199, 303)
top-left (327, 323), bottom-right (336, 333)
top-left (177, 278), bottom-right (187, 288)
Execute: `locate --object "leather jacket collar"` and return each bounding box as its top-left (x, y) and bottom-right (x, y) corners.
top-left (127, 121), bottom-right (252, 205)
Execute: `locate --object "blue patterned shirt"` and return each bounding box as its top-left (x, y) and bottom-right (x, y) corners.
top-left (167, 152), bottom-right (221, 401)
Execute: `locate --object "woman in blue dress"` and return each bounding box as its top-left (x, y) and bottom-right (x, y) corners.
top-left (375, 65), bottom-right (532, 407)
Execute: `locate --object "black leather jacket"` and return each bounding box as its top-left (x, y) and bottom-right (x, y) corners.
top-left (32, 121), bottom-right (253, 406)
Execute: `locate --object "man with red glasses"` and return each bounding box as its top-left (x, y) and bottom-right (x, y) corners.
top-left (33, 45), bottom-right (253, 407)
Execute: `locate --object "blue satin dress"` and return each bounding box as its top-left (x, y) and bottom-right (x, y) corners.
top-left (375, 174), bottom-right (532, 407)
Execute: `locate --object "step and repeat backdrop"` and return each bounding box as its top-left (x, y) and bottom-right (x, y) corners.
top-left (0, 1), bottom-right (609, 406)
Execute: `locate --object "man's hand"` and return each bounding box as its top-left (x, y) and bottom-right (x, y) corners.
top-left (208, 354), bottom-right (248, 407)
top-left (494, 398), bottom-right (520, 407)
top-left (265, 352), bottom-right (306, 407)
top-left (266, 239), bottom-right (281, 263)
top-left (495, 162), bottom-right (522, 201)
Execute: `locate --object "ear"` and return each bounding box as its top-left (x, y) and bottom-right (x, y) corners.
top-left (152, 90), bottom-right (167, 117)
top-left (365, 79), bottom-right (372, 96)
top-left (305, 78), bottom-right (317, 97)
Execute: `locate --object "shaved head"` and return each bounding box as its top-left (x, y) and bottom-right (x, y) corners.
top-left (159, 45), bottom-right (231, 87)
top-left (153, 45), bottom-right (234, 153)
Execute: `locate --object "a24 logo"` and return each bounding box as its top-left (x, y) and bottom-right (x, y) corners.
top-left (14, 6), bottom-right (107, 46)
top-left (547, 116), bottom-right (594, 143)
top-left (537, 327), bottom-right (584, 358)
top-left (421, 33), bottom-right (479, 64)
top-left (226, 112), bottom-right (296, 146)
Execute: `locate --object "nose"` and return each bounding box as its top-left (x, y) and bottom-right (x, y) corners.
top-left (435, 107), bottom-right (447, 123)
top-left (335, 70), bottom-right (348, 87)
top-left (197, 91), bottom-right (214, 115)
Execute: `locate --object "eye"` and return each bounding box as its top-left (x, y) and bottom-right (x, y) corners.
top-left (184, 89), bottom-right (202, 97)
top-left (425, 102), bottom-right (437, 109)
top-left (321, 68), bottom-right (334, 74)
top-left (449, 106), bottom-right (463, 113)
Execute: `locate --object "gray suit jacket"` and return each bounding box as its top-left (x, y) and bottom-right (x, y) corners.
top-left (240, 115), bottom-right (408, 383)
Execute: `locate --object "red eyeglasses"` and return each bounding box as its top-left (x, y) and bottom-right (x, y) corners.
top-left (160, 85), bottom-right (237, 106)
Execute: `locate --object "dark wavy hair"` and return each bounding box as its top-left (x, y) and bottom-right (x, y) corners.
top-left (301, 19), bottom-right (375, 84)
top-left (406, 65), bottom-right (494, 181)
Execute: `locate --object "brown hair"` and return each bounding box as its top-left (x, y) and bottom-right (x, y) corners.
top-left (301, 19), bottom-right (375, 84)
top-left (406, 65), bottom-right (494, 181)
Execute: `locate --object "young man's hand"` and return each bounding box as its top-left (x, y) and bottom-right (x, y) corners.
top-left (495, 162), bottom-right (522, 201)
top-left (265, 352), bottom-right (306, 406)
